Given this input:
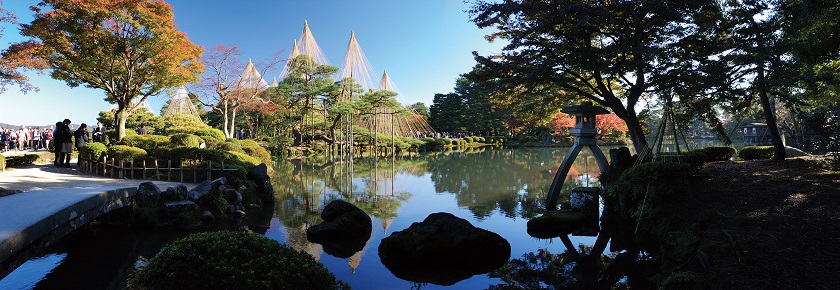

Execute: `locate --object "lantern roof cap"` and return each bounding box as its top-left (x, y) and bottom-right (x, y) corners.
top-left (561, 102), bottom-right (610, 115)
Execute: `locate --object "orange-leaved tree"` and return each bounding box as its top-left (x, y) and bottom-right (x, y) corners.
top-left (549, 112), bottom-right (628, 135)
top-left (18, 0), bottom-right (203, 140)
top-left (0, 0), bottom-right (47, 93)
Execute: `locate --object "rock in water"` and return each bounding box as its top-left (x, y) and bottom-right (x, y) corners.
top-left (378, 212), bottom-right (511, 286)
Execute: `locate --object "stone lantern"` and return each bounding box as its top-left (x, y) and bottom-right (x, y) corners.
top-left (546, 102), bottom-right (611, 210)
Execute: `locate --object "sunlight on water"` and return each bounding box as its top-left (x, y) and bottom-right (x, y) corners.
top-left (0, 253), bottom-right (65, 290)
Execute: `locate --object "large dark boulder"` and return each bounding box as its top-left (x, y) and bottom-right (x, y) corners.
top-left (187, 177), bottom-right (226, 204)
top-left (307, 200), bottom-right (372, 258)
top-left (526, 210), bottom-right (585, 239)
top-left (136, 182), bottom-right (162, 207)
top-left (161, 184), bottom-right (189, 203)
top-left (378, 212), bottom-right (510, 286)
top-left (246, 163), bottom-right (275, 202)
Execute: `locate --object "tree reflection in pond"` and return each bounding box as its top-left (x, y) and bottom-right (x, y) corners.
top-left (265, 147), bottom-right (625, 288)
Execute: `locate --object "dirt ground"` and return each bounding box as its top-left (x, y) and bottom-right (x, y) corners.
top-left (686, 157), bottom-right (840, 289)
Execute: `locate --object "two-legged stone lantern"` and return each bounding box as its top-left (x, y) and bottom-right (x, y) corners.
top-left (546, 102), bottom-right (611, 210)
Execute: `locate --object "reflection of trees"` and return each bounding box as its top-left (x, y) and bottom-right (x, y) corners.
top-left (267, 147), bottom-right (614, 252)
top-left (426, 148), bottom-right (606, 219)
top-left (488, 246), bottom-right (624, 290)
top-left (268, 156), bottom-right (419, 252)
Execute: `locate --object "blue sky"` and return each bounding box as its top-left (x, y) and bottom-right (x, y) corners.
top-left (0, 0), bottom-right (504, 126)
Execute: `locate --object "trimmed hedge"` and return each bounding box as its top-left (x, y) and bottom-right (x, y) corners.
top-left (80, 142), bottom-right (109, 160)
top-left (235, 139), bottom-right (272, 164)
top-left (169, 133), bottom-right (203, 148)
top-left (152, 147), bottom-right (259, 185)
top-left (128, 231), bottom-right (349, 290)
top-left (119, 135), bottom-right (171, 152)
top-left (215, 140), bottom-right (243, 153)
top-left (739, 146), bottom-right (775, 160)
top-left (108, 145), bottom-right (148, 162)
top-left (699, 146), bottom-right (737, 162)
top-left (193, 128), bottom-right (226, 142)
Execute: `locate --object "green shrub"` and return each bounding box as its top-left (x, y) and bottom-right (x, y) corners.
top-left (0, 155), bottom-right (5, 171)
top-left (478, 137), bottom-right (486, 143)
top-left (119, 135), bottom-right (171, 152)
top-left (152, 148), bottom-right (257, 185)
top-left (193, 128), bottom-right (226, 143)
top-left (105, 128), bottom-right (137, 143)
top-left (699, 146), bottom-right (737, 161)
top-left (128, 231), bottom-right (349, 290)
top-left (108, 145), bottom-right (148, 162)
top-left (80, 142), bottom-right (109, 160)
top-left (464, 136), bottom-right (474, 143)
top-left (441, 138), bottom-right (453, 145)
top-left (434, 138), bottom-right (448, 146)
top-left (215, 140), bottom-right (243, 153)
top-left (235, 139), bottom-right (271, 164)
top-left (739, 146), bottom-right (775, 160)
top-left (169, 133), bottom-right (203, 148)
top-left (608, 162), bottom-right (695, 238)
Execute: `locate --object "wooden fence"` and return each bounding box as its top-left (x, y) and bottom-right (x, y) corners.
top-left (78, 154), bottom-right (239, 183)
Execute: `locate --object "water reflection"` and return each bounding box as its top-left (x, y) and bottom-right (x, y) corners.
top-left (267, 146), bottom-right (620, 288)
top-left (2, 146), bottom-right (629, 289)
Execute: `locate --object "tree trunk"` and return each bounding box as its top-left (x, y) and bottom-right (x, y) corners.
top-left (222, 101), bottom-right (232, 138)
top-left (116, 108), bottom-right (130, 141)
top-left (757, 65), bottom-right (786, 160)
top-left (609, 103), bottom-right (649, 154)
top-left (230, 109), bottom-right (238, 140)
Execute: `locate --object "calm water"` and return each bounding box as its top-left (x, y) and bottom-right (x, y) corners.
top-left (1, 146), bottom-right (622, 290)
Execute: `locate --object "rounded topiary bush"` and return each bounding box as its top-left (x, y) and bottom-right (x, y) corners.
top-left (108, 145), bottom-right (148, 162)
top-left (739, 146), bottom-right (775, 160)
top-left (700, 146), bottom-right (737, 161)
top-left (169, 133), bottom-right (203, 148)
top-left (119, 135), bottom-right (171, 152)
top-left (216, 140), bottom-right (244, 153)
top-left (80, 142), bottom-right (109, 160)
top-left (128, 231), bottom-right (349, 290)
top-left (236, 139), bottom-right (271, 164)
top-left (193, 128), bottom-right (226, 142)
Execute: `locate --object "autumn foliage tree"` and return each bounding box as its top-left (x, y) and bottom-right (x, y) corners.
top-left (467, 0), bottom-right (724, 152)
top-left (549, 112), bottom-right (628, 137)
top-left (17, 0), bottom-right (203, 140)
top-left (0, 0), bottom-right (47, 93)
top-left (197, 44), bottom-right (282, 138)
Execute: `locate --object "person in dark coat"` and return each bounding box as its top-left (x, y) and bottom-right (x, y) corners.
top-left (74, 123), bottom-right (89, 151)
top-left (92, 122), bottom-right (105, 142)
top-left (53, 121), bottom-right (63, 167)
top-left (57, 119), bottom-right (74, 167)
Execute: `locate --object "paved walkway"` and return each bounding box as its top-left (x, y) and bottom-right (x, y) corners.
top-left (0, 150), bottom-right (198, 277)
top-left (1, 149), bottom-right (193, 192)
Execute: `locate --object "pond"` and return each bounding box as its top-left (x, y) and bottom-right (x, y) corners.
top-left (1, 146), bottom-right (637, 289)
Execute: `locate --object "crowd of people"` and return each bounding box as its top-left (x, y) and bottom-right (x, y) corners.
top-left (2, 120), bottom-right (105, 168)
top-left (1, 125), bottom-right (55, 153)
